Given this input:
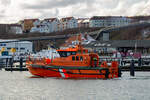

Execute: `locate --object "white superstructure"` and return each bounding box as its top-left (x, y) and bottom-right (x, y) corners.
top-left (31, 48), bottom-right (60, 59)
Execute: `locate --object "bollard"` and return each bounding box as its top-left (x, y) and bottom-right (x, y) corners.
top-left (10, 58), bottom-right (13, 72)
top-left (20, 57), bottom-right (23, 71)
top-left (5, 58), bottom-right (8, 68)
top-left (118, 66), bottom-right (122, 77)
top-left (130, 59), bottom-right (135, 76)
top-left (138, 57), bottom-right (142, 67)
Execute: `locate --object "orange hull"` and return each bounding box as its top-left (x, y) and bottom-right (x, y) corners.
top-left (26, 64), bottom-right (119, 79)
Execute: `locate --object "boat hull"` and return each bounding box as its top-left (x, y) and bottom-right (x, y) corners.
top-left (26, 64), bottom-right (119, 79)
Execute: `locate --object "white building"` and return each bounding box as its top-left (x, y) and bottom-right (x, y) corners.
top-left (89, 16), bottom-right (131, 27)
top-left (44, 18), bottom-right (60, 32)
top-left (78, 18), bottom-right (89, 28)
top-left (0, 39), bottom-right (33, 55)
top-left (8, 24), bottom-right (23, 34)
top-left (60, 17), bottom-right (78, 30)
top-left (30, 18), bottom-right (60, 33)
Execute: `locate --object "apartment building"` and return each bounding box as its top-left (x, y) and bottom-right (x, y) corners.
top-left (60, 17), bottom-right (78, 30)
top-left (22, 19), bottom-right (39, 33)
top-left (89, 16), bottom-right (131, 27)
top-left (78, 18), bottom-right (89, 28)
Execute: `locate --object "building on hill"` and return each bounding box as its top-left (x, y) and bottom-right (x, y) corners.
top-left (78, 18), bottom-right (89, 28)
top-left (89, 16), bottom-right (131, 28)
top-left (44, 18), bottom-right (60, 32)
top-left (0, 24), bottom-right (9, 34)
top-left (129, 16), bottom-right (150, 23)
top-left (22, 19), bottom-right (39, 33)
top-left (8, 24), bottom-right (23, 34)
top-left (60, 17), bottom-right (78, 30)
top-left (30, 19), bottom-right (50, 33)
top-left (30, 18), bottom-right (60, 33)
top-left (0, 24), bottom-right (22, 34)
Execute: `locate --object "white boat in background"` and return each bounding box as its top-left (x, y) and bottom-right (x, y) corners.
top-left (31, 48), bottom-right (60, 59)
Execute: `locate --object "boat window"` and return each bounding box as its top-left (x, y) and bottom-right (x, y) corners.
top-left (62, 52), bottom-right (66, 57)
top-left (78, 50), bottom-right (81, 54)
top-left (83, 50), bottom-right (85, 54)
top-left (72, 56), bottom-right (75, 61)
top-left (58, 51), bottom-right (67, 57)
top-left (58, 51), bottom-right (77, 57)
top-left (76, 56), bottom-right (79, 61)
top-left (67, 52), bottom-right (71, 56)
top-left (80, 56), bottom-right (83, 61)
top-left (71, 51), bottom-right (76, 55)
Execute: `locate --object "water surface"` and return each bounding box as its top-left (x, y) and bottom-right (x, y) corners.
top-left (0, 71), bottom-right (150, 100)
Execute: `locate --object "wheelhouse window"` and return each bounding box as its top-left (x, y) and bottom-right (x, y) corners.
top-left (58, 51), bottom-right (67, 57)
top-left (71, 51), bottom-right (76, 55)
top-left (78, 50), bottom-right (81, 54)
top-left (72, 56), bottom-right (75, 61)
top-left (58, 51), bottom-right (76, 57)
top-left (80, 56), bottom-right (83, 61)
top-left (67, 52), bottom-right (71, 56)
top-left (76, 56), bottom-right (79, 61)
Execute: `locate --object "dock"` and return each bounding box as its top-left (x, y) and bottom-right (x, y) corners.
top-left (5, 67), bottom-right (28, 71)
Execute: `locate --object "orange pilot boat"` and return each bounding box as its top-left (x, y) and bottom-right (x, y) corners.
top-left (26, 35), bottom-right (121, 79)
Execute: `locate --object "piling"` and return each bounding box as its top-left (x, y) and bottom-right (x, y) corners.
top-left (130, 59), bottom-right (135, 76)
top-left (20, 57), bottom-right (23, 71)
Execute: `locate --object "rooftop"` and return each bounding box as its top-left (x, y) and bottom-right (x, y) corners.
top-left (85, 40), bottom-right (150, 48)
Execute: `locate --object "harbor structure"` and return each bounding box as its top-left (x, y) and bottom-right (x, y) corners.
top-left (0, 39), bottom-right (33, 56)
top-left (85, 40), bottom-right (150, 57)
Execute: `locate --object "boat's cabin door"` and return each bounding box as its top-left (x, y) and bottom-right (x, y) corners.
top-left (89, 54), bottom-right (99, 67)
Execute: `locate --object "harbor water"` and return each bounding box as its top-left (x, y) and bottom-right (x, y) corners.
top-left (0, 71), bottom-right (150, 100)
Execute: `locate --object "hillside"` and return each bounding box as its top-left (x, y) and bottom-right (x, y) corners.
top-left (1, 26), bottom-right (150, 51)
top-left (110, 25), bottom-right (150, 40)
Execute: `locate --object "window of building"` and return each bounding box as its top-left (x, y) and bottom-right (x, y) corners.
top-left (20, 48), bottom-right (25, 50)
top-left (7, 47), bottom-right (11, 50)
top-left (0, 44), bottom-right (6, 46)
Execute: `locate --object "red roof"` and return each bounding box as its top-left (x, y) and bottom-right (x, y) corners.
top-left (61, 17), bottom-right (74, 22)
top-left (44, 18), bottom-right (57, 22)
top-left (24, 19), bottom-right (39, 21)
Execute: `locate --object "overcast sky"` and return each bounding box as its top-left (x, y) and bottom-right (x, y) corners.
top-left (0, 0), bottom-right (150, 23)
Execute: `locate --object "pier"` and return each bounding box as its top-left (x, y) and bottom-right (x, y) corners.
top-left (1, 57), bottom-right (150, 73)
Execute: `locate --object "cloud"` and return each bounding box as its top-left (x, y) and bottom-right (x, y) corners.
top-left (0, 0), bottom-right (150, 23)
top-left (0, 0), bottom-right (11, 6)
top-left (21, 0), bottom-right (93, 10)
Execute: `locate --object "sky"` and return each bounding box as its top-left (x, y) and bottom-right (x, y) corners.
top-left (0, 0), bottom-right (150, 23)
